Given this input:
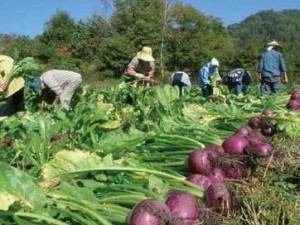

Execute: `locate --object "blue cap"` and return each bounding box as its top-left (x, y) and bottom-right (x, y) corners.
top-left (29, 77), bottom-right (42, 92)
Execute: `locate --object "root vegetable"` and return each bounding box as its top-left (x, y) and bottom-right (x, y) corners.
top-left (188, 150), bottom-right (212, 174)
top-left (166, 191), bottom-right (199, 221)
top-left (222, 135), bottom-right (249, 154)
top-left (248, 117), bottom-right (262, 129)
top-left (205, 182), bottom-right (232, 214)
top-left (186, 174), bottom-right (212, 189)
top-left (128, 199), bottom-right (172, 225)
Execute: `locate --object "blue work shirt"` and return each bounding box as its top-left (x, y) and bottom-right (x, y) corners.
top-left (258, 49), bottom-right (287, 77)
top-left (198, 63), bottom-right (219, 89)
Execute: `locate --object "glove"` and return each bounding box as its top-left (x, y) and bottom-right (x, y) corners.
top-left (135, 73), bottom-right (145, 79)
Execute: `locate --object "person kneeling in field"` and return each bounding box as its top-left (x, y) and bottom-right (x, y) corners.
top-left (225, 68), bottom-right (252, 96)
top-left (170, 71), bottom-right (191, 96)
top-left (30, 70), bottom-right (82, 110)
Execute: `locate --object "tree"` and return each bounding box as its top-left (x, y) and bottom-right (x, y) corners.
top-left (40, 11), bottom-right (76, 48)
top-left (166, 3), bottom-right (233, 76)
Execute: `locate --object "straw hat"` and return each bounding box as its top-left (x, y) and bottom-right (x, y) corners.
top-left (137, 46), bottom-right (155, 61)
top-left (266, 40), bottom-right (282, 48)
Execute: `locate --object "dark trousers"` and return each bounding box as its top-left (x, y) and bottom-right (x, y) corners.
top-left (0, 88), bottom-right (25, 117)
top-left (201, 85), bottom-right (213, 97)
top-left (260, 76), bottom-right (281, 96)
top-left (171, 73), bottom-right (186, 96)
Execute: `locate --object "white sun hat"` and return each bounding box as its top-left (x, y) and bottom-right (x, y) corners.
top-left (211, 57), bottom-right (219, 67)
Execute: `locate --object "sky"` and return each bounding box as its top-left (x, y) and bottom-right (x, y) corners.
top-left (0, 0), bottom-right (299, 38)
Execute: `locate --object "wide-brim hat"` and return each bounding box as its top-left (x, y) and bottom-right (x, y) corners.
top-left (266, 40), bottom-right (282, 48)
top-left (137, 46), bottom-right (155, 61)
top-left (29, 77), bottom-right (42, 92)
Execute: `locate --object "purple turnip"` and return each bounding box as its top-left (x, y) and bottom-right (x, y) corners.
top-left (204, 144), bottom-right (225, 159)
top-left (262, 109), bottom-right (275, 116)
top-left (248, 131), bottom-right (265, 145)
top-left (235, 126), bottom-right (253, 137)
top-left (188, 149), bottom-right (212, 174)
top-left (250, 142), bottom-right (273, 158)
top-left (166, 191), bottom-right (199, 221)
top-left (186, 174), bottom-right (212, 189)
top-left (222, 135), bottom-right (249, 154)
top-left (248, 117), bottom-right (262, 129)
top-left (223, 165), bottom-right (244, 179)
top-left (208, 168), bottom-right (224, 183)
top-left (261, 120), bottom-right (276, 136)
top-left (290, 90), bottom-right (300, 100)
top-left (286, 99), bottom-right (300, 111)
top-left (205, 182), bottom-right (232, 214)
top-left (128, 199), bottom-right (172, 225)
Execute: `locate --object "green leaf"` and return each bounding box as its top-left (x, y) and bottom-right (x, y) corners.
top-left (40, 150), bottom-right (116, 179)
top-left (148, 176), bottom-right (170, 197)
top-left (0, 162), bottom-right (46, 211)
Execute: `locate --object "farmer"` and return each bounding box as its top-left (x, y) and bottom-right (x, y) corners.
top-left (198, 58), bottom-right (221, 97)
top-left (125, 46), bottom-right (155, 86)
top-left (0, 55), bottom-right (25, 120)
top-left (225, 68), bottom-right (252, 96)
top-left (170, 71), bottom-right (191, 96)
top-left (257, 40), bottom-right (288, 96)
top-left (30, 69), bottom-right (82, 110)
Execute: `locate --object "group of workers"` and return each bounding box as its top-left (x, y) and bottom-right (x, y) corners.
top-left (135, 40), bottom-right (288, 97)
top-left (0, 40), bottom-right (288, 119)
top-left (0, 55), bottom-right (83, 120)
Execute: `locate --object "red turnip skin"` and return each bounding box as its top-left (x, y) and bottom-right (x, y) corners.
top-left (208, 168), bottom-right (225, 183)
top-left (222, 135), bottom-right (249, 154)
top-left (261, 109), bottom-right (275, 116)
top-left (250, 142), bottom-right (273, 158)
top-left (188, 149), bottom-right (212, 174)
top-left (260, 120), bottom-right (276, 136)
top-left (186, 174), bottom-right (212, 189)
top-left (286, 99), bottom-right (300, 111)
top-left (247, 130), bottom-right (265, 145)
top-left (235, 125), bottom-right (253, 138)
top-left (205, 182), bottom-right (232, 214)
top-left (223, 165), bottom-right (244, 179)
top-left (290, 90), bottom-right (300, 100)
top-left (128, 199), bottom-right (171, 225)
top-left (166, 191), bottom-right (199, 221)
top-left (248, 117), bottom-right (262, 129)
top-left (204, 144), bottom-right (225, 159)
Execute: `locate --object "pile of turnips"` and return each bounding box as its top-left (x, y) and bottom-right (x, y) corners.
top-left (128, 106), bottom-right (288, 224)
top-left (286, 90), bottom-right (300, 112)
top-left (128, 192), bottom-right (200, 225)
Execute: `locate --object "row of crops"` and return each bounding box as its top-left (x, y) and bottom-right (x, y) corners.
top-left (0, 81), bottom-right (299, 224)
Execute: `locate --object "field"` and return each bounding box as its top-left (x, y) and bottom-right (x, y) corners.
top-left (0, 80), bottom-right (299, 225)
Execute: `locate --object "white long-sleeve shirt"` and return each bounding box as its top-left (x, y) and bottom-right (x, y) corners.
top-left (41, 70), bottom-right (81, 95)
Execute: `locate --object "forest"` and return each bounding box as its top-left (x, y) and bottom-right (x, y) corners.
top-left (0, 1), bottom-right (300, 86)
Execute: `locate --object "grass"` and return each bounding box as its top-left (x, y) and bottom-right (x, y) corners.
top-left (229, 137), bottom-right (300, 225)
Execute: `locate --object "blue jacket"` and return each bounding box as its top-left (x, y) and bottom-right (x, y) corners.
top-left (198, 63), bottom-right (219, 89)
top-left (258, 49), bottom-right (287, 77)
